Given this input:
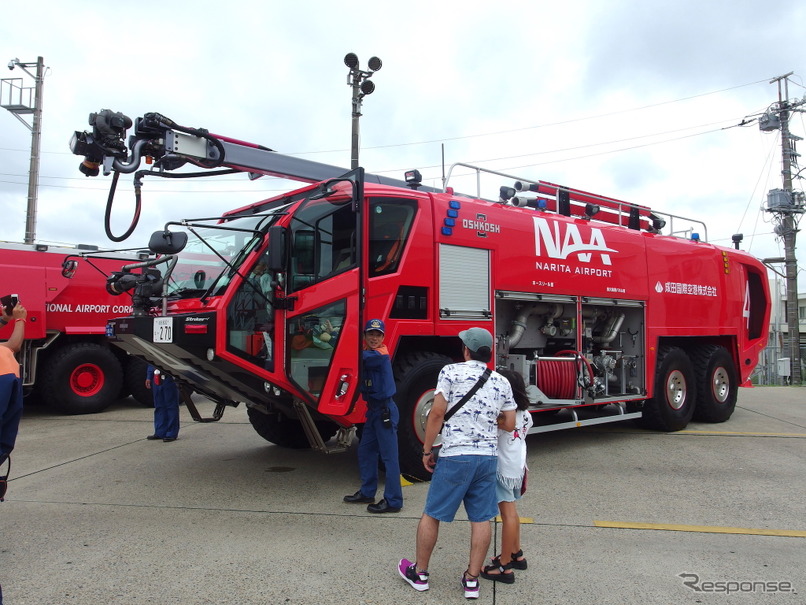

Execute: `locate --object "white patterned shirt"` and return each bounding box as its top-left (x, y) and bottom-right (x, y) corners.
top-left (435, 360), bottom-right (516, 457)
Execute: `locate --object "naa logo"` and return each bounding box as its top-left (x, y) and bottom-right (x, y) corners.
top-left (533, 216), bottom-right (617, 265)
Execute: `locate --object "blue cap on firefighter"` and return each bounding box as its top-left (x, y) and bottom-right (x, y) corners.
top-left (364, 318), bottom-right (385, 334)
top-left (459, 327), bottom-right (493, 352)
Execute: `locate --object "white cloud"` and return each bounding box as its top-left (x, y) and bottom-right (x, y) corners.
top-left (0, 0), bottom-right (803, 279)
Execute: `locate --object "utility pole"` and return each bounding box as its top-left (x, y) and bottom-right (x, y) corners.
top-left (1, 56), bottom-right (45, 244)
top-left (760, 72), bottom-right (805, 385)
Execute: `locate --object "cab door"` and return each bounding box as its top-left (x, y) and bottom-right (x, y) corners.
top-left (280, 179), bottom-right (363, 419)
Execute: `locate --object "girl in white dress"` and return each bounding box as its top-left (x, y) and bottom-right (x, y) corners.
top-left (481, 368), bottom-right (533, 583)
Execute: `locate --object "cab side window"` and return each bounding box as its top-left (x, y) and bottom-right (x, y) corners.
top-left (368, 198), bottom-right (418, 277)
top-left (289, 201), bottom-right (354, 292)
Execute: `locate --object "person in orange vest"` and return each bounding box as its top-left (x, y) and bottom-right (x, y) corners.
top-left (343, 319), bottom-right (403, 513)
top-left (1, 302), bottom-right (27, 466)
top-left (1, 302), bottom-right (27, 507)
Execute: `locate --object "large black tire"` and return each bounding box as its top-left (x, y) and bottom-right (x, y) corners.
top-left (40, 342), bottom-right (124, 415)
top-left (393, 351), bottom-right (453, 481)
top-left (124, 356), bottom-right (154, 407)
top-left (247, 407), bottom-right (337, 449)
top-left (692, 345), bottom-right (737, 423)
top-left (640, 346), bottom-right (696, 431)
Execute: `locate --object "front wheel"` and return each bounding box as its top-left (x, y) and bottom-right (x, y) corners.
top-left (247, 407), bottom-right (337, 449)
top-left (639, 346), bottom-right (696, 431)
top-left (393, 351), bottom-right (453, 481)
top-left (692, 345), bottom-right (737, 423)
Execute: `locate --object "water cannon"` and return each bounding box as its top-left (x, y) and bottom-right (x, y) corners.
top-left (104, 255), bottom-right (176, 315)
top-left (510, 196), bottom-right (535, 208)
top-left (69, 110), bottom-right (133, 177)
top-left (510, 195), bottom-right (548, 210)
top-left (514, 181), bottom-right (539, 193)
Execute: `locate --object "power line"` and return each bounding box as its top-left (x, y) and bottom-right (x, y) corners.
top-left (291, 77), bottom-right (773, 154)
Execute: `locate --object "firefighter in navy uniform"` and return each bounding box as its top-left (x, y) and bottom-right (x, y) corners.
top-left (145, 365), bottom-right (180, 442)
top-left (343, 319), bottom-right (403, 513)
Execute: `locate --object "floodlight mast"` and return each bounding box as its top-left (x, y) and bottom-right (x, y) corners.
top-left (344, 53), bottom-right (382, 170)
top-left (1, 56), bottom-right (45, 244)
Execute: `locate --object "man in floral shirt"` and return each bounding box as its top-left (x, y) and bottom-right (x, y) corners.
top-left (399, 327), bottom-right (516, 599)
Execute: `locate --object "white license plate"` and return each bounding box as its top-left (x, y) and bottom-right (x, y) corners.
top-left (153, 317), bottom-right (174, 343)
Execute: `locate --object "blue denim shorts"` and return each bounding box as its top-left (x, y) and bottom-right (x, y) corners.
top-left (496, 481), bottom-right (523, 503)
top-left (424, 455), bottom-right (498, 522)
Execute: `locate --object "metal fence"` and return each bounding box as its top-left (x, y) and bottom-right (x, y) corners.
top-left (753, 342), bottom-right (806, 385)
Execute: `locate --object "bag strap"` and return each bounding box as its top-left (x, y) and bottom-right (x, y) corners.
top-left (444, 368), bottom-right (492, 423)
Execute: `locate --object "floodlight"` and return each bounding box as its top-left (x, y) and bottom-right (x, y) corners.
top-left (368, 56), bottom-right (382, 71)
top-left (360, 80), bottom-right (375, 95)
top-left (344, 53), bottom-right (359, 69)
top-left (499, 186), bottom-right (516, 202)
top-left (405, 169), bottom-right (422, 189)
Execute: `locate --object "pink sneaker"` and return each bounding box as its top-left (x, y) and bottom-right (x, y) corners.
top-left (398, 558), bottom-right (429, 591)
top-left (462, 571), bottom-right (480, 599)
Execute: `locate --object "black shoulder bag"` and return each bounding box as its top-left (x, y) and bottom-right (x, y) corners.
top-left (432, 368), bottom-right (492, 458)
top-left (0, 456), bottom-right (10, 502)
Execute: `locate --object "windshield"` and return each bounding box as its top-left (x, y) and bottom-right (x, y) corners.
top-left (164, 212), bottom-right (281, 298)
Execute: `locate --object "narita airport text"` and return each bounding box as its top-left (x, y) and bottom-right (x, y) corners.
top-left (535, 262), bottom-right (613, 278)
top-left (46, 304), bottom-right (133, 314)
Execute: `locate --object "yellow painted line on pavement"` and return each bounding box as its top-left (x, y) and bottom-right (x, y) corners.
top-left (676, 430), bottom-right (806, 437)
top-left (594, 520), bottom-right (806, 538)
top-left (495, 516), bottom-right (534, 524)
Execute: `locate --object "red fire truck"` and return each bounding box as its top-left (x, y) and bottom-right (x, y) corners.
top-left (68, 111), bottom-right (770, 478)
top-left (0, 241), bottom-right (153, 413)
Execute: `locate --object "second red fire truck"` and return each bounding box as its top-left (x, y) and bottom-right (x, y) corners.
top-left (0, 241), bottom-right (154, 413)
top-left (67, 110), bottom-right (771, 479)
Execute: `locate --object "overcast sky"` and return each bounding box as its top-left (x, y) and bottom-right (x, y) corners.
top-left (1, 0), bottom-right (804, 289)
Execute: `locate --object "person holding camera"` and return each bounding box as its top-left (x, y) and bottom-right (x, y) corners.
top-left (343, 318), bottom-right (403, 513)
top-left (1, 302), bottom-right (27, 468)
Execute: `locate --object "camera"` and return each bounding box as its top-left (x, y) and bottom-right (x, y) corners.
top-left (1, 294), bottom-right (19, 315)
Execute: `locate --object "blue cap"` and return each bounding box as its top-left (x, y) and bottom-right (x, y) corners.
top-left (364, 318), bottom-right (385, 334)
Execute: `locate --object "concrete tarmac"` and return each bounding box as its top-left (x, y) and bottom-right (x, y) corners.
top-left (1, 387), bottom-right (804, 604)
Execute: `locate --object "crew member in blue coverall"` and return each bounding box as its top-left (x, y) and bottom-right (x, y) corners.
top-left (145, 365), bottom-right (180, 442)
top-left (343, 319), bottom-right (403, 513)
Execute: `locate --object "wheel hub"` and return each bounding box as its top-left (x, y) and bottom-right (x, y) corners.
top-left (665, 369), bottom-right (687, 410)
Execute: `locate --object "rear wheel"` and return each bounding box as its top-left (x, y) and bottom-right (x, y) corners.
top-left (247, 407), bottom-right (337, 449)
top-left (640, 346), bottom-right (696, 431)
top-left (393, 351), bottom-right (453, 481)
top-left (692, 345), bottom-right (737, 423)
top-left (41, 343), bottom-right (123, 414)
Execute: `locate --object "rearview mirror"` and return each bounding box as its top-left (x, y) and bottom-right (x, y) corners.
top-left (149, 230), bottom-right (188, 255)
top-left (267, 225), bottom-right (287, 273)
top-left (61, 259), bottom-right (79, 278)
